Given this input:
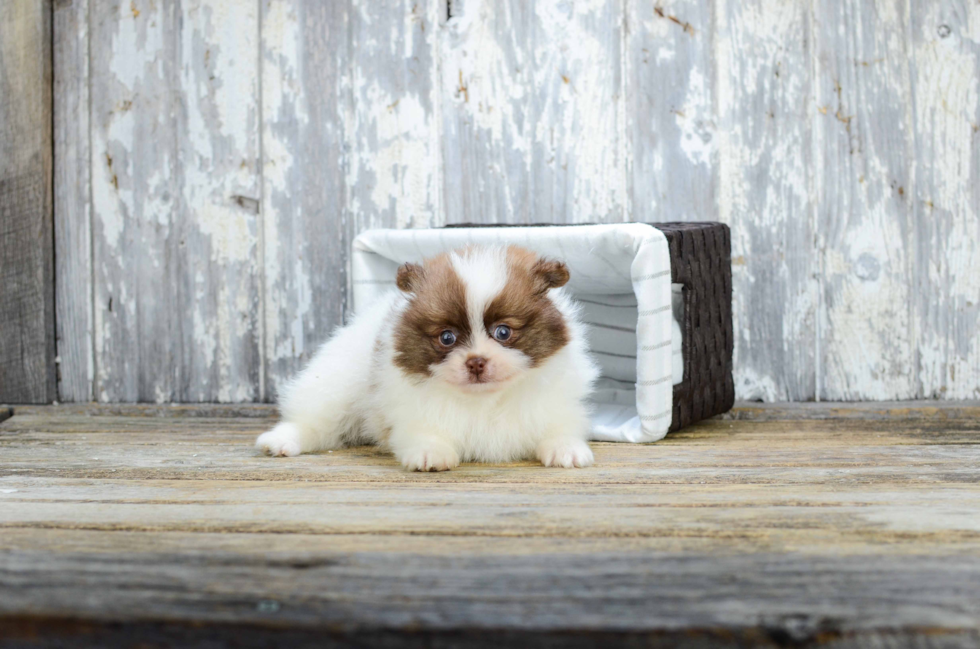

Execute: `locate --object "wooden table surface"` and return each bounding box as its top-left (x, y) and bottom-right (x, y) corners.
top-left (1, 403), bottom-right (979, 648)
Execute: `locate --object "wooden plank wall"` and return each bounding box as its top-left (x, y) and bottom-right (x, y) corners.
top-left (1, 0), bottom-right (55, 404)
top-left (49, 0), bottom-right (979, 404)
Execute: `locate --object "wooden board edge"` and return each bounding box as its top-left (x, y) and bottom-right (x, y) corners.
top-left (5, 401), bottom-right (980, 422)
top-left (1, 614), bottom-right (978, 649)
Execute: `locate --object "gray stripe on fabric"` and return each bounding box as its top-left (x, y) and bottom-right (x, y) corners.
top-left (585, 322), bottom-right (636, 333)
top-left (592, 350), bottom-right (637, 360)
top-left (639, 341), bottom-right (672, 352)
top-left (596, 376), bottom-right (640, 387)
top-left (633, 270), bottom-right (670, 281)
top-left (640, 410), bottom-right (673, 421)
top-left (638, 305), bottom-right (672, 317)
top-left (636, 375), bottom-right (673, 386)
top-left (576, 298), bottom-right (638, 308)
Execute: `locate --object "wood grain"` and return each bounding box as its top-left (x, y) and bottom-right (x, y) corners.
top-left (53, 0), bottom-right (93, 402)
top-left (530, 0), bottom-right (626, 224)
top-left (349, 0), bottom-right (441, 232)
top-left (48, 0), bottom-right (980, 403)
top-left (1, 405), bottom-right (980, 646)
top-left (911, 0), bottom-right (980, 400)
top-left (716, 0), bottom-right (817, 401)
top-left (89, 1), bottom-right (263, 402)
top-left (814, 0), bottom-right (916, 400)
top-left (627, 0), bottom-right (715, 223)
top-left (0, 0), bottom-right (55, 404)
top-left (175, 0), bottom-right (262, 402)
top-left (440, 0), bottom-right (532, 224)
top-left (89, 0), bottom-right (179, 402)
top-left (260, 0), bottom-right (349, 399)
top-left (5, 399), bottom-right (980, 421)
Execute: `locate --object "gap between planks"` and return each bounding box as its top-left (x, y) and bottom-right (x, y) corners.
top-left (3, 401), bottom-right (980, 420)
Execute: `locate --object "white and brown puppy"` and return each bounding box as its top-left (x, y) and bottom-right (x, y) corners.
top-left (256, 245), bottom-right (599, 471)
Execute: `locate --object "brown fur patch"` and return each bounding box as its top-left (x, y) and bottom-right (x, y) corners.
top-left (395, 262), bottom-right (424, 292)
top-left (483, 247), bottom-right (570, 367)
top-left (394, 253), bottom-right (471, 377)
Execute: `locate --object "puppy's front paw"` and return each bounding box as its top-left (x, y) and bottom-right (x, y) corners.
top-left (538, 438), bottom-right (594, 468)
top-left (255, 423), bottom-right (303, 457)
top-left (399, 445), bottom-right (460, 472)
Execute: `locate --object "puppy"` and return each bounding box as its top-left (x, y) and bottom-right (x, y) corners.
top-left (255, 245), bottom-right (599, 471)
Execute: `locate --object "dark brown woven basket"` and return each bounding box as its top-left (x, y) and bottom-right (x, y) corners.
top-left (652, 222), bottom-right (734, 432)
top-left (445, 222), bottom-right (735, 431)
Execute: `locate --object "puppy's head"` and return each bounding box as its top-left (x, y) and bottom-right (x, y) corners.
top-left (393, 246), bottom-right (570, 392)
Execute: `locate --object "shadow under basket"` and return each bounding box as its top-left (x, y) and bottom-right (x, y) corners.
top-left (351, 222), bottom-right (734, 442)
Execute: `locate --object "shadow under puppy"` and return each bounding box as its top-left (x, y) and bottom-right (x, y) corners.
top-left (256, 245), bottom-right (599, 471)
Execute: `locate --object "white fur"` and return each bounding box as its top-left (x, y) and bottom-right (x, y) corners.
top-left (451, 246), bottom-right (509, 334)
top-left (256, 253), bottom-right (600, 471)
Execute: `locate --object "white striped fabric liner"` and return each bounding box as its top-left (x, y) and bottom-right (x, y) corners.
top-left (351, 224), bottom-right (680, 443)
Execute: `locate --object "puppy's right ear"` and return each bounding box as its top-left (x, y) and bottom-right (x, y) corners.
top-left (396, 262), bottom-right (424, 293)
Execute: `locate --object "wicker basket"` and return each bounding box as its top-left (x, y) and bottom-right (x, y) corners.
top-left (652, 223), bottom-right (734, 432)
top-left (351, 222), bottom-right (734, 437)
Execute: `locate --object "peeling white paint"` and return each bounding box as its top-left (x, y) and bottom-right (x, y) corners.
top-left (65, 0), bottom-right (980, 404)
top-left (349, 0), bottom-right (440, 230)
top-left (532, 0), bottom-right (626, 222)
top-left (813, 0), bottom-right (918, 401)
top-left (175, 0), bottom-right (262, 401)
top-left (675, 68), bottom-right (713, 166)
top-left (718, 0), bottom-right (816, 401)
top-left (439, 0), bottom-right (531, 223)
top-left (360, 85), bottom-right (436, 228)
top-left (912, 1), bottom-right (980, 399)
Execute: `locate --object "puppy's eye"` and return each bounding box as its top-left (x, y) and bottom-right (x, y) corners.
top-left (493, 324), bottom-right (512, 342)
top-left (438, 330), bottom-right (457, 346)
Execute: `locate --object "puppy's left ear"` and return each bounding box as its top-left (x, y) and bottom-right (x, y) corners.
top-left (532, 259), bottom-right (570, 293)
top-left (396, 262), bottom-right (424, 293)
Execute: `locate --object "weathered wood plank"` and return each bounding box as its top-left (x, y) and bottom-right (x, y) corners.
top-left (440, 0), bottom-right (625, 226)
top-left (0, 0), bottom-right (55, 404)
top-left (440, 0), bottom-right (532, 224)
top-left (50, 0), bottom-right (980, 406)
top-left (2, 551), bottom-right (980, 642)
top-left (626, 0), bottom-right (715, 223)
top-left (4, 402), bottom-right (278, 418)
top-left (348, 0), bottom-right (441, 231)
top-left (814, 0), bottom-right (916, 400)
top-left (531, 0), bottom-right (626, 224)
top-left (3, 522), bottom-right (979, 563)
top-left (0, 609), bottom-right (978, 649)
top-left (911, 0), bottom-right (980, 400)
top-left (6, 399), bottom-right (980, 421)
top-left (715, 0), bottom-right (816, 401)
top-left (175, 0), bottom-right (262, 402)
top-left (3, 475), bottom-right (980, 545)
top-left (261, 0), bottom-right (349, 398)
top-left (90, 0), bottom-right (180, 402)
top-left (725, 399), bottom-right (980, 421)
top-left (53, 0), bottom-right (93, 403)
top-left (3, 411), bottom-right (979, 489)
top-left (2, 407), bottom-right (980, 644)
top-left (90, 1), bottom-right (262, 402)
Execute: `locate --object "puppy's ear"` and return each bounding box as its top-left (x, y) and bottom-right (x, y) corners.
top-left (532, 259), bottom-right (570, 293)
top-left (396, 262), bottom-right (424, 293)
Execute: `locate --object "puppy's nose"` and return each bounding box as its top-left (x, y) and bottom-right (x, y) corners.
top-left (466, 356), bottom-right (487, 376)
